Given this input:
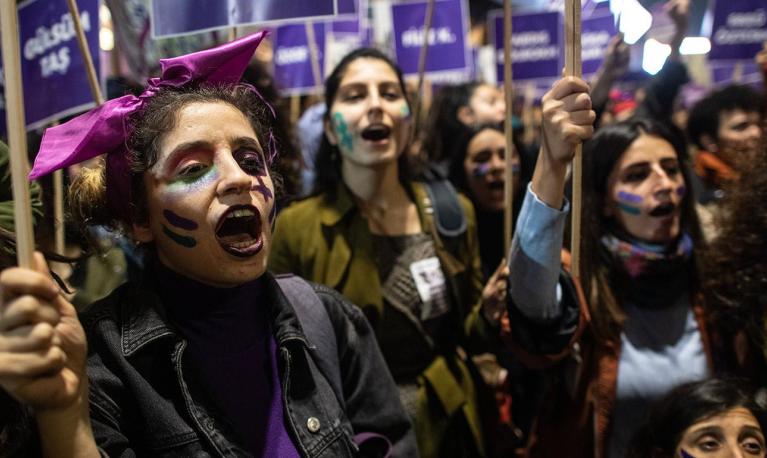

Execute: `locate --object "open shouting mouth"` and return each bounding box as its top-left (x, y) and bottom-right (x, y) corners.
top-left (215, 205), bottom-right (263, 257)
top-left (361, 124), bottom-right (391, 142)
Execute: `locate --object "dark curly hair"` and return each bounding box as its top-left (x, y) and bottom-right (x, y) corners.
top-left (704, 119), bottom-right (767, 343)
top-left (687, 84), bottom-right (764, 151)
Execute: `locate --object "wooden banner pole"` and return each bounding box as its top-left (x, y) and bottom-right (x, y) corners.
top-left (66, 0), bottom-right (104, 105)
top-left (565, 0), bottom-right (583, 278)
top-left (305, 22), bottom-right (323, 96)
top-left (411, 0), bottom-right (436, 139)
top-left (1, 0), bottom-right (35, 267)
top-left (503, 0), bottom-right (514, 255)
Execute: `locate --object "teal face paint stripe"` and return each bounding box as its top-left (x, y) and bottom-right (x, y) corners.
top-left (162, 224), bottom-right (197, 248)
top-left (617, 202), bottom-right (641, 215)
top-left (332, 112), bottom-right (354, 152)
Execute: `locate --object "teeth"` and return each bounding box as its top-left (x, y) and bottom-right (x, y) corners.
top-left (226, 209), bottom-right (255, 219)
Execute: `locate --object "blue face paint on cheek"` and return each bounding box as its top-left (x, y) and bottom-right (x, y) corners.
top-left (163, 209), bottom-right (198, 231)
top-left (616, 191), bottom-right (642, 215)
top-left (332, 112), bottom-right (354, 152)
top-left (162, 224), bottom-right (197, 248)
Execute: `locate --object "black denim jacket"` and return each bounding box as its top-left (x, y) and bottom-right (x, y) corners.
top-left (76, 272), bottom-right (416, 457)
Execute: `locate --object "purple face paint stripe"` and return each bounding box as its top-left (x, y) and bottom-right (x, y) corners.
top-left (680, 450), bottom-right (696, 458)
top-left (163, 209), bottom-right (198, 231)
top-left (676, 186), bottom-right (686, 196)
top-left (473, 163), bottom-right (491, 178)
top-left (617, 191), bottom-right (643, 203)
top-left (253, 175), bottom-right (273, 202)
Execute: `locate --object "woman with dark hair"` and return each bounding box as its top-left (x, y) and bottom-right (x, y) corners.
top-left (627, 378), bottom-right (766, 458)
top-left (420, 82), bottom-right (506, 175)
top-left (269, 48), bottom-right (511, 458)
top-left (446, 123), bottom-right (523, 279)
top-left (503, 104), bottom-right (726, 455)
top-left (0, 33), bottom-right (415, 457)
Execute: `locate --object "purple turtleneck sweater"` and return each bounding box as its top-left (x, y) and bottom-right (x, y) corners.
top-left (156, 263), bottom-right (300, 458)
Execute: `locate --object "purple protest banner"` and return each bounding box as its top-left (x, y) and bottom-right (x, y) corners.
top-left (16, 0), bottom-right (100, 131)
top-left (391, 0), bottom-right (472, 82)
top-left (711, 62), bottom-right (762, 87)
top-left (582, 14), bottom-right (617, 76)
top-left (709, 0), bottom-right (767, 61)
top-left (491, 10), bottom-right (562, 82)
top-left (151, 0), bottom-right (337, 38)
top-left (273, 22), bottom-right (326, 95)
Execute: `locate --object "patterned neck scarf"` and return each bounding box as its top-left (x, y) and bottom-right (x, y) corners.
top-left (601, 231), bottom-right (694, 279)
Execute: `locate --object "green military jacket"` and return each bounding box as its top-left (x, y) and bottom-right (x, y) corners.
top-left (270, 181), bottom-right (499, 458)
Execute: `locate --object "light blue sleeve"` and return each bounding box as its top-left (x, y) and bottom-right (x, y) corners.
top-left (508, 184), bottom-right (569, 323)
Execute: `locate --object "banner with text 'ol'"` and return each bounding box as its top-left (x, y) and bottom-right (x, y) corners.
top-left (12, 0), bottom-right (101, 131)
top-left (151, 0), bottom-right (338, 38)
top-left (709, 0), bottom-right (767, 61)
top-left (391, 0), bottom-right (472, 83)
top-left (273, 23), bottom-right (326, 96)
top-left (491, 10), bottom-right (562, 83)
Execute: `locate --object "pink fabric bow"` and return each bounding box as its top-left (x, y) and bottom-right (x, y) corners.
top-left (29, 30), bottom-right (270, 222)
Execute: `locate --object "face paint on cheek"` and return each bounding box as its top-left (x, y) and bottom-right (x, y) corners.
top-left (400, 104), bottom-right (411, 119)
top-left (472, 163), bottom-right (491, 178)
top-left (268, 201), bottom-right (277, 227)
top-left (166, 166), bottom-right (219, 195)
top-left (617, 191), bottom-right (643, 204)
top-left (332, 112), bottom-right (354, 152)
top-left (162, 224), bottom-right (197, 248)
top-left (617, 202), bottom-right (642, 215)
top-left (679, 450), bottom-right (696, 458)
top-left (676, 185), bottom-right (686, 197)
top-left (163, 209), bottom-right (198, 231)
top-left (252, 175), bottom-right (273, 202)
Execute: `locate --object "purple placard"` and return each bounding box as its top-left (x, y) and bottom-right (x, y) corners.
top-left (273, 22), bottom-right (326, 95)
top-left (492, 10), bottom-right (562, 82)
top-left (391, 0), bottom-right (472, 81)
top-left (711, 62), bottom-right (762, 87)
top-left (582, 14), bottom-right (617, 76)
top-left (151, 0), bottom-right (338, 38)
top-left (709, 0), bottom-right (767, 61)
top-left (15, 0), bottom-right (100, 131)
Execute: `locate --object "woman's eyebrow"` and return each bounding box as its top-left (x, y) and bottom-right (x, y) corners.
top-left (232, 136), bottom-right (263, 153)
top-left (160, 140), bottom-right (214, 171)
top-left (739, 425), bottom-right (765, 440)
top-left (689, 425), bottom-right (723, 440)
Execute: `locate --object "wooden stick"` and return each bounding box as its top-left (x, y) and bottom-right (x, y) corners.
top-left (411, 0), bottom-right (436, 138)
top-left (66, 0), bottom-right (104, 105)
top-left (305, 22), bottom-right (323, 95)
top-left (503, 0), bottom-right (514, 256)
top-left (0, 0), bottom-right (34, 267)
top-left (53, 169), bottom-right (65, 255)
top-left (290, 94), bottom-right (301, 125)
top-left (565, 0), bottom-right (583, 278)
top-left (228, 26), bottom-right (237, 42)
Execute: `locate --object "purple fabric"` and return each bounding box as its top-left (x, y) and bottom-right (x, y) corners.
top-left (156, 262), bottom-right (300, 457)
top-left (29, 30), bottom-right (270, 222)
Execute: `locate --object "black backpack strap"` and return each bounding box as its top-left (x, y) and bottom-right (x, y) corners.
top-left (423, 179), bottom-right (467, 238)
top-left (274, 274), bottom-right (345, 409)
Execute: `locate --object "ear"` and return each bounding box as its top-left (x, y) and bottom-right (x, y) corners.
top-left (700, 134), bottom-right (718, 153)
top-left (324, 117), bottom-right (338, 147)
top-left (132, 220), bottom-right (155, 244)
top-left (456, 106), bottom-right (475, 126)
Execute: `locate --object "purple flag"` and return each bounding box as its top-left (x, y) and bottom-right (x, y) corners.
top-left (582, 14), bottom-right (617, 76)
top-left (709, 0), bottom-right (767, 61)
top-left (12, 0), bottom-right (101, 131)
top-left (151, 0), bottom-right (337, 38)
top-left (491, 10), bottom-right (562, 82)
top-left (391, 0), bottom-right (472, 82)
top-left (273, 23), bottom-right (326, 95)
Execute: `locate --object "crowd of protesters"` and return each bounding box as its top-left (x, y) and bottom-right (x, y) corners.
top-left (0, 1), bottom-right (767, 457)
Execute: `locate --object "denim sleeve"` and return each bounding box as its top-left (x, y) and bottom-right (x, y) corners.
top-left (315, 286), bottom-right (418, 458)
top-left (508, 184), bottom-right (569, 324)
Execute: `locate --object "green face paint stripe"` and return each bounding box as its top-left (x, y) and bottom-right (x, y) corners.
top-left (617, 202), bottom-right (641, 215)
top-left (162, 224), bottom-right (197, 248)
top-left (332, 112), bottom-right (354, 152)
top-left (401, 104), bottom-right (411, 118)
top-left (167, 165), bottom-right (219, 193)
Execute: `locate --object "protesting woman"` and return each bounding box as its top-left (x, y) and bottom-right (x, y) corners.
top-left (269, 48), bottom-right (510, 458)
top-left (502, 76), bottom-right (726, 454)
top-left (0, 32), bottom-right (415, 457)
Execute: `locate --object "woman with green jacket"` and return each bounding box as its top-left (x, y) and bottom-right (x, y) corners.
top-left (269, 48), bottom-right (508, 458)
